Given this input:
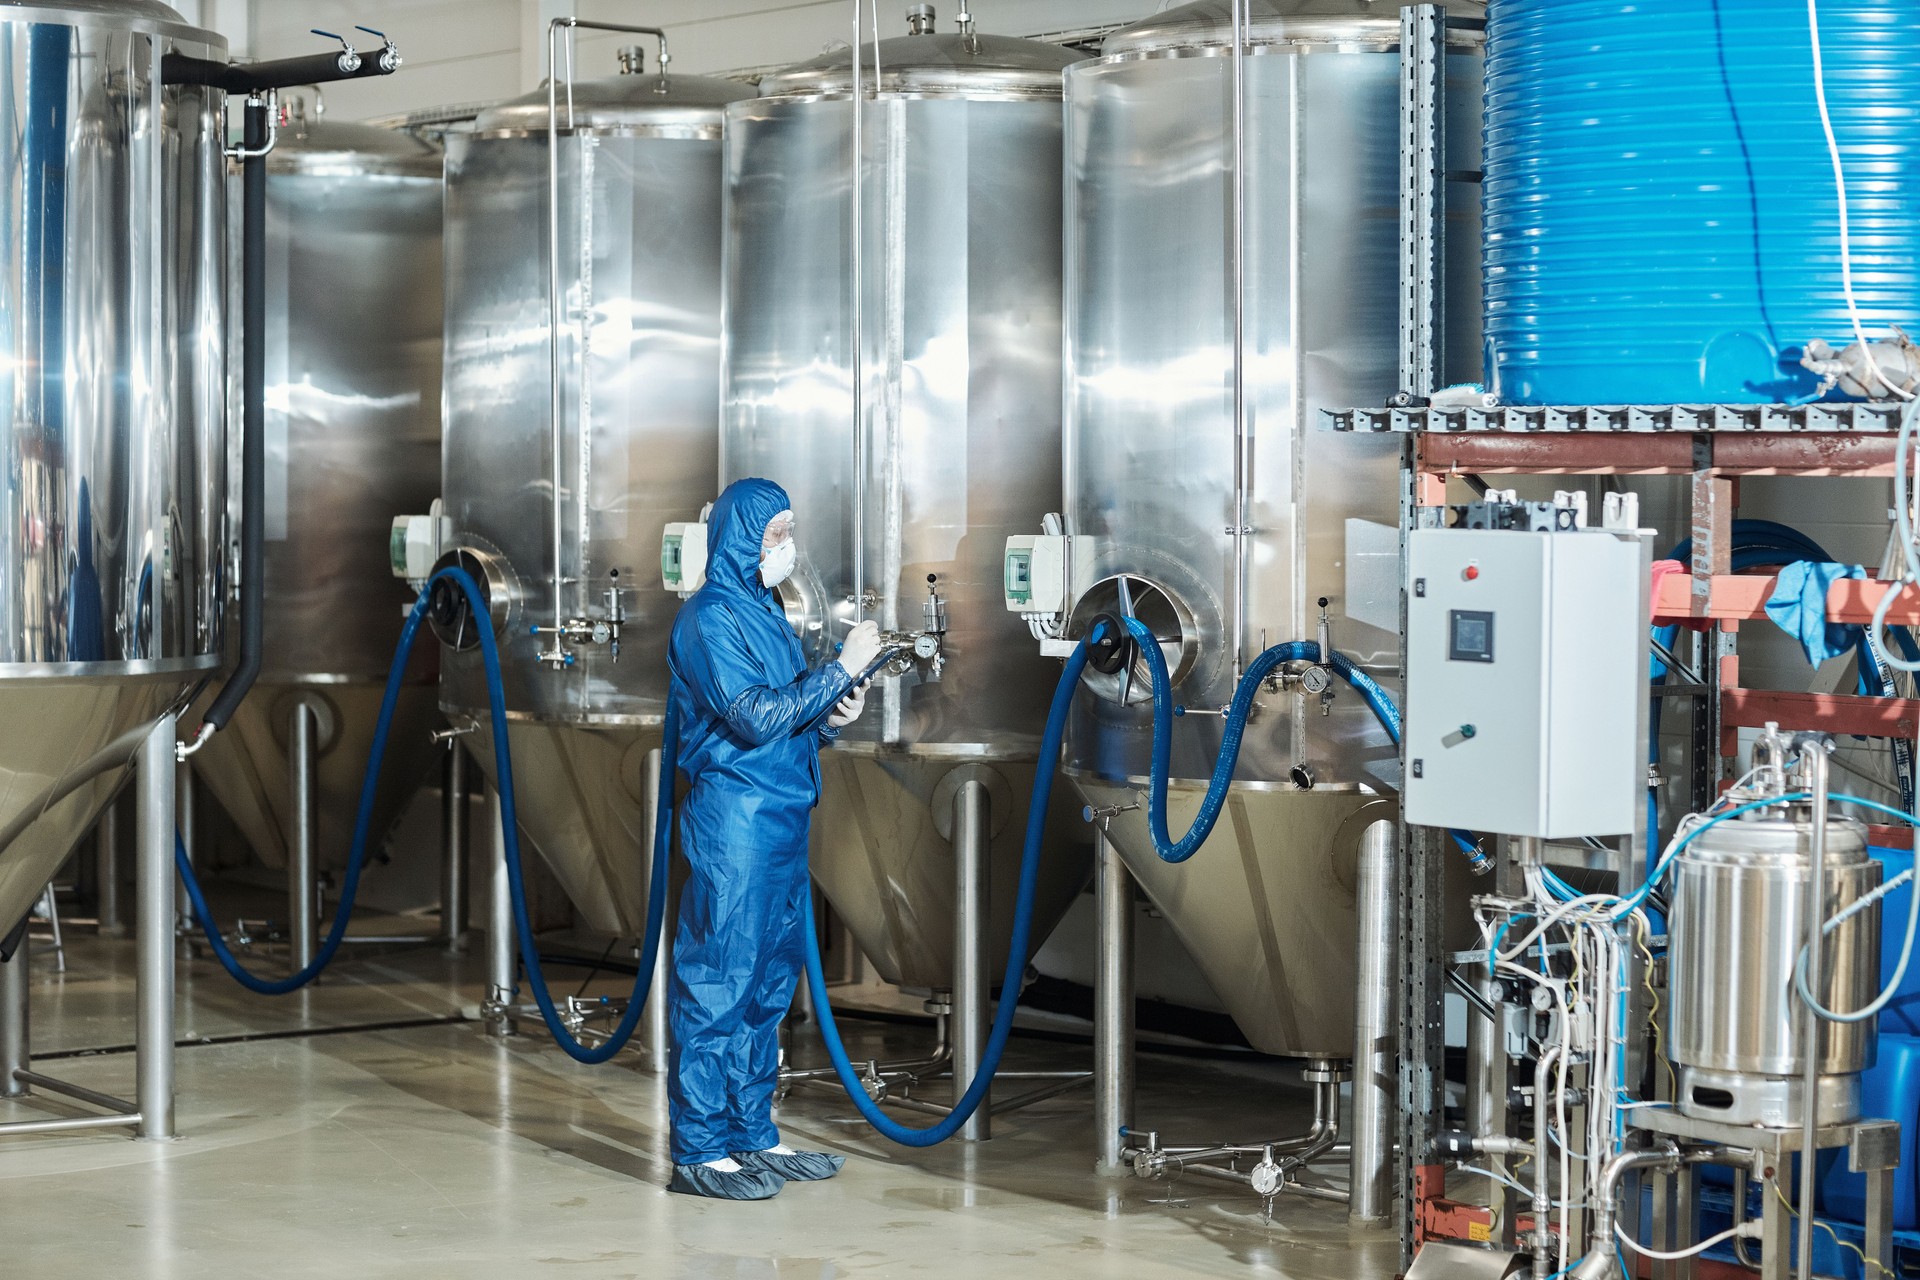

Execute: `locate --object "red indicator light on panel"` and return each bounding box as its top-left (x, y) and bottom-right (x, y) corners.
top-left (1463, 565), bottom-right (1480, 581)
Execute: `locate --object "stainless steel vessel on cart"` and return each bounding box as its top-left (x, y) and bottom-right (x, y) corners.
top-left (720, 20), bottom-right (1089, 990)
top-left (439, 51), bottom-right (750, 935)
top-left (189, 100), bottom-right (442, 884)
top-left (1060, 0), bottom-right (1483, 1057)
top-left (0, 0), bottom-right (227, 932)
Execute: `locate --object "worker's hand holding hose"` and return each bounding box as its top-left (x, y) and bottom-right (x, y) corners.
top-left (828, 680), bottom-right (869, 728)
top-left (837, 619), bottom-right (884, 679)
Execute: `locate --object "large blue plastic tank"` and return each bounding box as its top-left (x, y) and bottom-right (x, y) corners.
top-left (1483, 0), bottom-right (1920, 406)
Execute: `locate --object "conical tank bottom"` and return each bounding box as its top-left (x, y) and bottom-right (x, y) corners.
top-left (811, 751), bottom-right (1094, 991)
top-left (0, 680), bottom-right (176, 932)
top-left (1075, 776), bottom-right (1403, 1059)
top-left (464, 720), bottom-right (662, 938)
top-left (189, 681), bottom-right (439, 871)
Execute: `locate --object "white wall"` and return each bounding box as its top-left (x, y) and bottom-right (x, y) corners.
top-left (234, 0), bottom-right (1166, 122)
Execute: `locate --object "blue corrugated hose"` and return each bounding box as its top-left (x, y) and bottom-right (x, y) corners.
top-left (797, 623), bottom-right (1104, 1145)
top-left (178, 567), bottom-right (675, 1065)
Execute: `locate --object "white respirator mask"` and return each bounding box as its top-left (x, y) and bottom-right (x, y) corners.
top-left (760, 539), bottom-right (797, 589)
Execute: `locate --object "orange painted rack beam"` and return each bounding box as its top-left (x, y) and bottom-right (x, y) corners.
top-left (1653, 574), bottom-right (1920, 626)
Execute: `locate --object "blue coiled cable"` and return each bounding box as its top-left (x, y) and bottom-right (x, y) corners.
top-left (797, 624), bottom-right (1103, 1145)
top-left (178, 567), bottom-right (676, 1065)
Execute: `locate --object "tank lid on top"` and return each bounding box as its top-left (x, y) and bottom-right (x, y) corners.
top-left (268, 100), bottom-right (442, 176)
top-left (473, 58), bottom-right (755, 132)
top-left (1102, 0), bottom-right (1485, 57)
top-left (756, 31), bottom-right (1085, 101)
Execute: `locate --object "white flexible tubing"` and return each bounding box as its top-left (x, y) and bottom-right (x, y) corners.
top-left (1617, 1223), bottom-right (1755, 1262)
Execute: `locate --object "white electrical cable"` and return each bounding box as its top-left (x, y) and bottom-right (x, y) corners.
top-left (1806, 0), bottom-right (1914, 402)
top-left (1616, 1222), bottom-right (1756, 1262)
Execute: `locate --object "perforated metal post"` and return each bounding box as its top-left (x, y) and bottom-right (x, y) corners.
top-left (1398, 3), bottom-right (1446, 403)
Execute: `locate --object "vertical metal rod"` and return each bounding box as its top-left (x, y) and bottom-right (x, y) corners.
top-left (136, 714), bottom-right (176, 1140)
top-left (640, 747), bottom-right (671, 1074)
top-left (1468, 952), bottom-right (1511, 1234)
top-left (1349, 817), bottom-right (1397, 1223)
top-left (440, 744), bottom-right (468, 951)
top-left (486, 781), bottom-right (517, 1038)
top-left (545, 18), bottom-right (570, 648)
top-left (95, 798), bottom-right (122, 937)
top-left (1093, 829), bottom-right (1135, 1175)
top-left (0, 932), bottom-right (28, 1100)
top-left (174, 758), bottom-right (194, 943)
top-left (287, 700), bottom-right (318, 974)
top-left (1796, 740), bottom-right (1830, 1280)
top-left (952, 778), bottom-right (990, 1140)
top-left (1227, 0), bottom-right (1248, 680)
top-left (849, 0), bottom-right (867, 622)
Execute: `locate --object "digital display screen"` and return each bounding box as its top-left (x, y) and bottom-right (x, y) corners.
top-left (1449, 610), bottom-right (1495, 663)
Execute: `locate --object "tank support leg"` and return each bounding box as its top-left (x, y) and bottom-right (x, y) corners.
top-left (287, 700), bottom-right (319, 974)
top-left (96, 798), bottom-right (122, 938)
top-left (952, 778), bottom-right (990, 1141)
top-left (174, 758), bottom-right (194, 954)
top-left (640, 747), bottom-right (671, 1074)
top-left (1, 931), bottom-right (28, 1100)
top-left (1094, 828), bottom-right (1135, 1176)
top-left (136, 714), bottom-right (177, 1140)
top-left (484, 781), bottom-right (517, 1038)
top-left (439, 743), bottom-right (468, 952)
top-left (1350, 817), bottom-right (1398, 1223)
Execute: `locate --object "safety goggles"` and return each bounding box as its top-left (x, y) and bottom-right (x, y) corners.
top-left (762, 510), bottom-right (795, 550)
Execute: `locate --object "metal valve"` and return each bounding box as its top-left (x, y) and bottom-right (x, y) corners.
top-left (532, 581), bottom-right (627, 668)
top-left (354, 25), bottom-right (403, 74)
top-left (309, 28), bottom-right (363, 75)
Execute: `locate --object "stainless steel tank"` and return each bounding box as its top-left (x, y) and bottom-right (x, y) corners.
top-left (189, 98), bottom-right (443, 874)
top-left (1060, 0), bottom-right (1482, 1056)
top-left (720, 21), bottom-right (1090, 990)
top-left (440, 53), bottom-right (751, 935)
top-left (0, 1), bottom-right (227, 931)
top-left (1670, 805), bottom-right (1881, 1127)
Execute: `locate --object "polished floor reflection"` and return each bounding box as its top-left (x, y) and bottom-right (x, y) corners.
top-left (1, 929), bottom-right (1394, 1279)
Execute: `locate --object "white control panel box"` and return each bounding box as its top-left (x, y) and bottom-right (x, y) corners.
top-left (1405, 528), bottom-right (1644, 838)
top-left (1003, 534), bottom-right (1090, 614)
top-left (660, 522), bottom-right (708, 597)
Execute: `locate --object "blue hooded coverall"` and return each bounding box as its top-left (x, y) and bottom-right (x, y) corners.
top-left (666, 478), bottom-right (854, 1167)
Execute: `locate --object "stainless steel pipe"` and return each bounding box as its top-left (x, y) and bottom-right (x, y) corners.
top-left (135, 715), bottom-right (177, 1140)
top-left (1797, 739), bottom-right (1831, 1280)
top-left (95, 799), bottom-right (121, 937)
top-left (440, 744), bottom-right (468, 951)
top-left (952, 778), bottom-right (990, 1140)
top-left (287, 700), bottom-right (319, 973)
top-left (485, 781), bottom-right (517, 1038)
top-left (1348, 817), bottom-right (1397, 1223)
top-left (640, 747), bottom-right (671, 1074)
top-left (174, 758), bottom-right (194, 946)
top-left (1094, 828), bottom-right (1135, 1175)
top-left (0, 932), bottom-right (26, 1100)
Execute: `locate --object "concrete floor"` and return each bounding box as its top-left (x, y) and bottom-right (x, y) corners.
top-left (0, 926), bottom-right (1397, 1279)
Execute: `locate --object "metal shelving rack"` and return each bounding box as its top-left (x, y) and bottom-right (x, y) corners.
top-left (1353, 7), bottom-right (1917, 1269)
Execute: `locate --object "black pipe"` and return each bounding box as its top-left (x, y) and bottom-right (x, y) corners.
top-left (161, 49), bottom-right (397, 93)
top-left (170, 41), bottom-right (401, 737)
top-left (197, 98), bottom-right (269, 736)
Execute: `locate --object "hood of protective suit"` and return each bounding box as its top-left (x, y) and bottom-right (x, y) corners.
top-left (705, 477), bottom-right (791, 600)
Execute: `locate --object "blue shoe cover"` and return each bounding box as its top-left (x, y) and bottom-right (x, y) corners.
top-left (668, 1163), bottom-right (785, 1200)
top-left (733, 1148), bottom-right (846, 1181)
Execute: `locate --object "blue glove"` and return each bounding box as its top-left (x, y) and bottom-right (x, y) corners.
top-left (1765, 560), bottom-right (1866, 665)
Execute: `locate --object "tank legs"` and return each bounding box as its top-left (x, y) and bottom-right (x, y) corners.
top-left (640, 747), bottom-right (671, 1074)
top-left (95, 798), bottom-right (122, 938)
top-left (0, 930), bottom-right (27, 1101)
top-left (287, 700), bottom-right (319, 974)
top-left (136, 714), bottom-right (177, 1140)
top-left (1349, 817), bottom-right (1398, 1224)
top-left (1094, 828), bottom-right (1136, 1176)
top-left (484, 780), bottom-right (517, 1038)
top-left (439, 743), bottom-right (468, 953)
top-left (174, 758), bottom-right (194, 955)
top-left (952, 778), bottom-right (991, 1141)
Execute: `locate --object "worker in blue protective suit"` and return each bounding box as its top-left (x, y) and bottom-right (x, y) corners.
top-left (664, 477), bottom-right (885, 1201)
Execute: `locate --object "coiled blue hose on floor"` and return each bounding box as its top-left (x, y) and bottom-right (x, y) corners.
top-left (178, 567), bottom-right (676, 1065)
top-left (797, 625), bottom-right (1103, 1145)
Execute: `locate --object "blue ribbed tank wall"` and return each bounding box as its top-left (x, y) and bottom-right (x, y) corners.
top-left (1483, 0), bottom-right (1920, 406)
